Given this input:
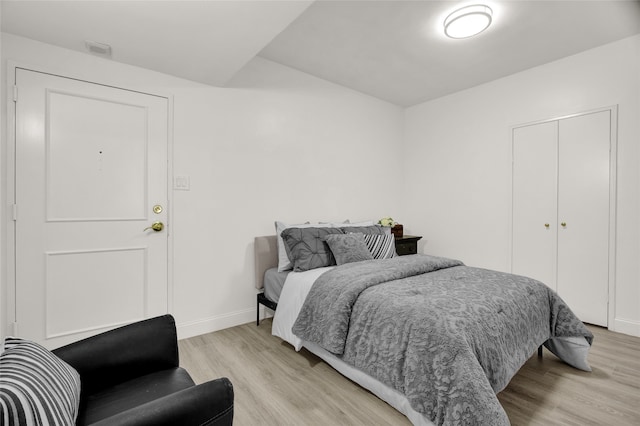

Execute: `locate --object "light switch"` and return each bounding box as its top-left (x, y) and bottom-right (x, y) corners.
top-left (174, 175), bottom-right (190, 191)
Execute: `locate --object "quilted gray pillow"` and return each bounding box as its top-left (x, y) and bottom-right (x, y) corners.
top-left (340, 224), bottom-right (390, 235)
top-left (324, 233), bottom-right (374, 265)
top-left (281, 227), bottom-right (345, 272)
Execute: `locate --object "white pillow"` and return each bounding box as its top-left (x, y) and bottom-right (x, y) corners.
top-left (330, 220), bottom-right (374, 227)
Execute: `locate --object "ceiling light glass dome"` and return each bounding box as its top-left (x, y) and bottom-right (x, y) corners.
top-left (444, 4), bottom-right (493, 39)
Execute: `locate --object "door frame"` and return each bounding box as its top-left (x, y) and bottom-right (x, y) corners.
top-left (4, 61), bottom-right (175, 337)
top-left (507, 105), bottom-right (618, 330)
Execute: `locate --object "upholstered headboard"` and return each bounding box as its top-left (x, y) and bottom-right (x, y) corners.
top-left (254, 235), bottom-right (278, 289)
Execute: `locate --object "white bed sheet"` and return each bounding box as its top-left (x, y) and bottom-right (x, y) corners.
top-left (271, 267), bottom-right (332, 350)
top-left (271, 267), bottom-right (434, 426)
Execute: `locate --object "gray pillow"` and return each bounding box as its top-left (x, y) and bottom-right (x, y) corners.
top-left (281, 227), bottom-right (345, 272)
top-left (340, 225), bottom-right (390, 235)
top-left (324, 233), bottom-right (374, 265)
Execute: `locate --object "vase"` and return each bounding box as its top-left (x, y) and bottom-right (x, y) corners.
top-left (391, 224), bottom-right (403, 238)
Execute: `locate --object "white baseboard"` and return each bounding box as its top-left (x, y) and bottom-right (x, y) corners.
top-left (176, 308), bottom-right (255, 340)
top-left (258, 304), bottom-right (275, 322)
top-left (176, 304), bottom-right (276, 341)
top-left (175, 309), bottom-right (639, 341)
top-left (612, 317), bottom-right (640, 337)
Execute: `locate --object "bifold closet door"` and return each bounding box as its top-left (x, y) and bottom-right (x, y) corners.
top-left (512, 110), bottom-right (610, 327)
top-left (512, 121), bottom-right (558, 288)
top-left (557, 111), bottom-right (610, 327)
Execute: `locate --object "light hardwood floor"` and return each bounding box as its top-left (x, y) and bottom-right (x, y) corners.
top-left (179, 319), bottom-right (640, 425)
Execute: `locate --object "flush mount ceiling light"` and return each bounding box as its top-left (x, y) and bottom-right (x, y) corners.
top-left (444, 4), bottom-right (493, 39)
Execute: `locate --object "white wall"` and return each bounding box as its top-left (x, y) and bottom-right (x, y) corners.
top-left (403, 35), bottom-right (640, 336)
top-left (0, 33), bottom-right (404, 339)
top-left (3, 31), bottom-right (638, 341)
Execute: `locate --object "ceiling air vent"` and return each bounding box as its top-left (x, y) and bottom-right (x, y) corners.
top-left (84, 40), bottom-right (112, 58)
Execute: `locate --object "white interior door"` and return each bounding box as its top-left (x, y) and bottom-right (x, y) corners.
top-left (557, 111), bottom-right (610, 326)
top-left (14, 68), bottom-right (169, 348)
top-left (512, 121), bottom-right (558, 289)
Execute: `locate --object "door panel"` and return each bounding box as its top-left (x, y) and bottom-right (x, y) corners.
top-left (512, 121), bottom-right (558, 289)
top-left (47, 91), bottom-right (147, 221)
top-left (15, 69), bottom-right (169, 348)
top-left (557, 111), bottom-right (610, 326)
top-left (45, 248), bottom-right (146, 339)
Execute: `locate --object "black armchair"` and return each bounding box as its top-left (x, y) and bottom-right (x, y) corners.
top-left (52, 315), bottom-right (233, 426)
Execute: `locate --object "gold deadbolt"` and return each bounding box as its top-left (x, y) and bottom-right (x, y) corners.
top-left (144, 222), bottom-right (164, 232)
top-left (153, 205), bottom-right (163, 214)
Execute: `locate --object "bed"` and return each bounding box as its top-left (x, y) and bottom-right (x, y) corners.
top-left (254, 228), bottom-right (593, 426)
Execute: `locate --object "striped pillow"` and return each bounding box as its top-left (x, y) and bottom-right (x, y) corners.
top-left (363, 234), bottom-right (397, 259)
top-left (0, 337), bottom-right (81, 426)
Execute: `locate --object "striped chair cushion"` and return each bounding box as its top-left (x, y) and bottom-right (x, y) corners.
top-left (363, 233), bottom-right (397, 259)
top-left (0, 337), bottom-right (81, 426)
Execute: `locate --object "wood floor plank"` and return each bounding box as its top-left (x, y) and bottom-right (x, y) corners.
top-left (179, 321), bottom-right (640, 425)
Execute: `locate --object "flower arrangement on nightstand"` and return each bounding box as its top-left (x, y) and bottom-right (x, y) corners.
top-left (378, 216), bottom-right (403, 238)
top-left (378, 217), bottom-right (422, 255)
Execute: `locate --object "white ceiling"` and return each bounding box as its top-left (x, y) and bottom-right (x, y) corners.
top-left (2, 0), bottom-right (640, 107)
top-left (0, 0), bottom-right (313, 86)
top-left (260, 0), bottom-right (640, 106)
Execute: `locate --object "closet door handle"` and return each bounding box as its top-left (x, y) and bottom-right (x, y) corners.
top-left (561, 222), bottom-right (567, 227)
top-left (544, 223), bottom-right (550, 228)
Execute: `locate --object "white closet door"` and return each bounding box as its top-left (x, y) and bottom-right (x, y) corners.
top-left (512, 121), bottom-right (558, 289)
top-left (557, 111), bottom-right (610, 326)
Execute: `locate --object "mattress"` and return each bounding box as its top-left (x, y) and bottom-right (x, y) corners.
top-left (263, 267), bottom-right (289, 303)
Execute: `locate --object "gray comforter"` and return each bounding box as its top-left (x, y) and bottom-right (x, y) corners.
top-left (292, 255), bottom-right (593, 425)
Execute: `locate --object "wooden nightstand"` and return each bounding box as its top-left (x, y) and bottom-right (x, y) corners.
top-left (395, 235), bottom-right (422, 256)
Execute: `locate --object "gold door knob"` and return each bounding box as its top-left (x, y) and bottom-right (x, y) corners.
top-left (144, 221), bottom-right (164, 232)
top-left (561, 222), bottom-right (567, 227)
top-left (544, 223), bottom-right (550, 228)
